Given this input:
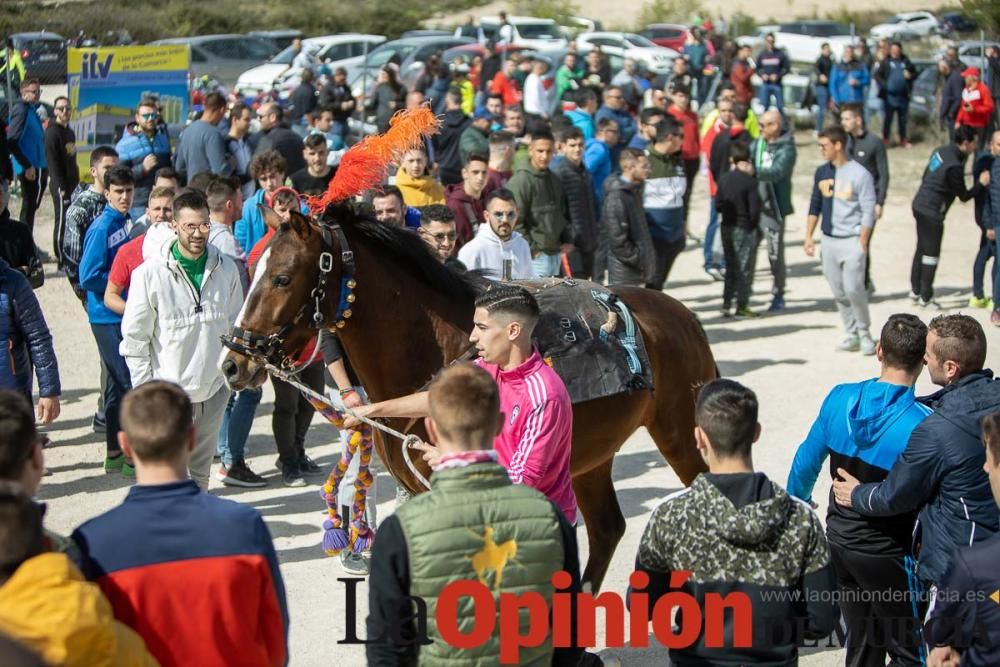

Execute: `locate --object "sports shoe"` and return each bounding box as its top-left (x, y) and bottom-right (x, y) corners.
top-left (767, 295), bottom-right (785, 312)
top-left (969, 296), bottom-right (992, 309)
top-left (908, 291), bottom-right (920, 304)
top-left (282, 464), bottom-right (306, 487)
top-left (299, 454), bottom-right (323, 476)
top-left (991, 310), bottom-right (1000, 327)
top-left (121, 461), bottom-right (136, 479)
top-left (104, 454), bottom-right (124, 473)
top-left (859, 334), bottom-right (877, 356)
top-left (838, 336), bottom-right (860, 352)
top-left (918, 297), bottom-right (944, 310)
top-left (705, 267), bottom-right (724, 282)
top-left (901, 139), bottom-right (913, 149)
top-left (341, 551), bottom-right (369, 576)
top-left (218, 460), bottom-right (268, 488)
top-left (93, 413), bottom-right (106, 433)
top-left (720, 305), bottom-right (734, 318)
top-left (735, 307), bottom-right (759, 318)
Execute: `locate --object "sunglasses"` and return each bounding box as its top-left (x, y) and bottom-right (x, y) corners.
top-left (490, 211), bottom-right (516, 220)
top-left (428, 232), bottom-right (457, 242)
top-left (140, 112), bottom-right (158, 120)
top-left (55, 105), bottom-right (71, 112)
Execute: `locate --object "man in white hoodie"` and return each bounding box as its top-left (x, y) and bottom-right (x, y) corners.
top-left (120, 190), bottom-right (244, 490)
top-left (457, 188), bottom-right (535, 280)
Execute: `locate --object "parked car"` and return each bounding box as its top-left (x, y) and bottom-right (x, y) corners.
top-left (531, 47), bottom-right (625, 113)
top-left (235, 34), bottom-right (385, 98)
top-left (870, 12), bottom-right (940, 40)
top-left (909, 58), bottom-right (941, 123)
top-left (247, 30), bottom-right (305, 53)
top-left (640, 24), bottom-right (691, 52)
top-left (575, 32), bottom-right (677, 74)
top-left (942, 40), bottom-right (1000, 73)
top-left (478, 16), bottom-right (568, 51)
top-left (347, 35), bottom-right (473, 98)
top-left (937, 12), bottom-right (977, 35)
top-left (7, 32), bottom-right (66, 84)
top-left (148, 35), bottom-right (277, 89)
top-left (771, 21), bottom-right (856, 64)
top-left (440, 43), bottom-right (533, 69)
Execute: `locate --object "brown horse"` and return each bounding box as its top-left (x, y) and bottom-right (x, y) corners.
top-left (222, 205), bottom-right (716, 589)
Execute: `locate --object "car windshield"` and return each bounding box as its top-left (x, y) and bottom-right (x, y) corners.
top-left (811, 24), bottom-right (851, 37)
top-left (887, 16), bottom-right (904, 24)
top-left (365, 44), bottom-right (417, 67)
top-left (516, 23), bottom-right (563, 39)
top-left (269, 45), bottom-right (297, 65)
top-left (624, 34), bottom-right (657, 47)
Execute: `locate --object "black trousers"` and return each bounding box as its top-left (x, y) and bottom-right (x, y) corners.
top-left (645, 236), bottom-right (685, 291)
top-left (50, 184), bottom-right (71, 265)
top-left (721, 225), bottom-right (760, 309)
top-left (18, 168), bottom-right (48, 233)
top-left (270, 361), bottom-right (324, 466)
top-left (829, 543), bottom-right (925, 667)
top-left (566, 248), bottom-right (594, 280)
top-left (681, 158), bottom-right (699, 224)
top-left (910, 210), bottom-right (944, 301)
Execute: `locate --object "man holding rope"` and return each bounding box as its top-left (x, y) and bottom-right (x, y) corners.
top-left (345, 284), bottom-right (577, 524)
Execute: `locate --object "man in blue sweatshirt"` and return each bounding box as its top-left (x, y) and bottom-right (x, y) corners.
top-left (6, 77), bottom-right (48, 233)
top-left (789, 313), bottom-right (931, 667)
top-left (829, 45), bottom-right (870, 108)
top-left (756, 34), bottom-right (790, 117)
top-left (79, 165), bottom-right (135, 476)
top-left (805, 126), bottom-right (877, 355)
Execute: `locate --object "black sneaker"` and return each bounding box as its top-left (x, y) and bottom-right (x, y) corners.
top-left (92, 412), bottom-right (106, 433)
top-left (218, 461), bottom-right (268, 488)
top-left (299, 454), bottom-right (323, 475)
top-left (282, 464), bottom-right (306, 487)
top-left (341, 551), bottom-right (369, 576)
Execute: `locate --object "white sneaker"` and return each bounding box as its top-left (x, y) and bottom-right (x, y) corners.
top-left (908, 291), bottom-right (920, 304)
top-left (859, 334), bottom-right (877, 356)
top-left (918, 298), bottom-right (944, 311)
top-left (838, 336), bottom-right (860, 352)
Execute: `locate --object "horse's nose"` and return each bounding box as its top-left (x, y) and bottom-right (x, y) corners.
top-left (221, 358), bottom-right (238, 380)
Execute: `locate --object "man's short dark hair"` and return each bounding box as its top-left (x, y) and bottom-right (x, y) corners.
top-left (137, 96), bottom-right (159, 111)
top-left (303, 133), bottom-right (328, 150)
top-left (19, 77), bottom-right (40, 90)
top-left (90, 146), bottom-right (118, 166)
top-left (0, 482), bottom-right (43, 586)
top-left (929, 314), bottom-right (987, 374)
top-left (485, 187), bottom-right (516, 209)
top-left (250, 150), bottom-right (287, 179)
top-left (205, 175), bottom-right (239, 212)
top-left (655, 117), bottom-right (682, 141)
top-left (596, 116), bottom-right (618, 132)
top-left (230, 102), bottom-right (250, 120)
top-left (445, 90), bottom-right (463, 108)
top-left (474, 284), bottom-right (540, 325)
top-left (173, 190), bottom-right (210, 217)
top-left (982, 412), bottom-right (1000, 466)
top-left (696, 379), bottom-right (759, 460)
top-left (555, 125), bottom-right (584, 143)
top-left (489, 131), bottom-right (514, 149)
top-left (121, 382), bottom-right (193, 463)
top-left (954, 125), bottom-right (977, 145)
top-left (574, 87), bottom-right (598, 107)
top-left (732, 102), bottom-right (749, 122)
top-left (186, 171), bottom-right (215, 194)
top-left (639, 107), bottom-right (666, 125)
top-left (840, 102), bottom-right (863, 118)
top-left (429, 364), bottom-right (500, 447)
top-left (530, 128), bottom-right (555, 144)
top-left (421, 204), bottom-right (455, 225)
top-left (729, 140), bottom-right (750, 163)
top-left (819, 126), bottom-right (848, 148)
top-left (154, 166), bottom-right (179, 183)
top-left (879, 314), bottom-right (928, 373)
top-left (620, 147), bottom-right (645, 169)
top-left (373, 185), bottom-right (404, 206)
top-left (104, 165), bottom-right (136, 189)
top-left (464, 152), bottom-right (488, 167)
top-left (0, 392), bottom-right (37, 481)
top-left (204, 92), bottom-right (226, 112)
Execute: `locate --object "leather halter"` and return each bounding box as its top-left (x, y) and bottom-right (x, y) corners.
top-left (221, 222), bottom-right (356, 370)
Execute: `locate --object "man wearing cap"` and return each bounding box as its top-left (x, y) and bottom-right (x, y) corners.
top-left (460, 108), bottom-right (492, 165)
top-left (955, 66), bottom-right (996, 150)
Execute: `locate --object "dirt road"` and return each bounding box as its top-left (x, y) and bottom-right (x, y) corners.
top-left (31, 132), bottom-right (998, 665)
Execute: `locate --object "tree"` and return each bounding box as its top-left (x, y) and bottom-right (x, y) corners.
top-left (960, 0), bottom-right (999, 33)
top-left (635, 0), bottom-right (703, 29)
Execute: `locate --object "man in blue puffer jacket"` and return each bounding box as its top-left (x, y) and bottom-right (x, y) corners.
top-left (6, 77), bottom-right (48, 233)
top-left (829, 45), bottom-right (870, 108)
top-left (115, 96), bottom-right (171, 220)
top-left (834, 314), bottom-right (1000, 592)
top-left (0, 257), bottom-right (60, 423)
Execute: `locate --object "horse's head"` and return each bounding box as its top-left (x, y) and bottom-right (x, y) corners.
top-left (221, 205), bottom-right (353, 390)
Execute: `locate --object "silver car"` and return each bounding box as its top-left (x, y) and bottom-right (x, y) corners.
top-left (148, 34), bottom-right (278, 89)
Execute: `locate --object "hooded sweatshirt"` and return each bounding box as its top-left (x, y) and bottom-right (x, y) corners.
top-left (444, 182), bottom-right (484, 247)
top-left (457, 222), bottom-right (535, 279)
top-left (788, 379), bottom-right (931, 555)
top-left (506, 163), bottom-right (570, 255)
top-left (643, 147), bottom-right (686, 242)
top-left (394, 168), bottom-right (445, 208)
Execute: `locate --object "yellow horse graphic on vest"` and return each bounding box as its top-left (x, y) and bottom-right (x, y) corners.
top-left (466, 526), bottom-right (518, 590)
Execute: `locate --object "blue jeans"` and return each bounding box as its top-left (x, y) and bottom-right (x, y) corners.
top-left (814, 85), bottom-right (829, 132)
top-left (883, 99), bottom-right (909, 141)
top-left (91, 323), bottom-right (132, 456)
top-left (217, 387), bottom-right (263, 467)
top-left (995, 227), bottom-right (1000, 312)
top-left (759, 82), bottom-right (785, 114)
top-left (704, 197), bottom-right (722, 270)
top-left (532, 252), bottom-right (561, 277)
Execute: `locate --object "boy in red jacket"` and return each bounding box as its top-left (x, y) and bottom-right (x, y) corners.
top-left (955, 67), bottom-right (996, 149)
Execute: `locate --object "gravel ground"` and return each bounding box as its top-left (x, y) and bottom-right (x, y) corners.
top-left (29, 131), bottom-right (998, 666)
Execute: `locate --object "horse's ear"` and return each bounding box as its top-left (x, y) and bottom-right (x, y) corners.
top-left (286, 209), bottom-right (312, 236)
top-left (259, 205), bottom-right (283, 231)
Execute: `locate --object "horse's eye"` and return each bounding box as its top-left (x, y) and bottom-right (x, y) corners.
top-left (272, 275), bottom-right (291, 288)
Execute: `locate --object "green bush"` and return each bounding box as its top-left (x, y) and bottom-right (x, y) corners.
top-left (635, 0), bottom-right (703, 30)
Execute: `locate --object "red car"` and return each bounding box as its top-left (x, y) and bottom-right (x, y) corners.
top-left (640, 24), bottom-right (690, 52)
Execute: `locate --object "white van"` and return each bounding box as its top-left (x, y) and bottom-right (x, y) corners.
top-left (479, 16), bottom-right (568, 50)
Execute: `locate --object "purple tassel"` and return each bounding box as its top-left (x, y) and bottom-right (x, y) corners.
top-left (322, 519), bottom-right (350, 556)
top-left (351, 526), bottom-right (374, 554)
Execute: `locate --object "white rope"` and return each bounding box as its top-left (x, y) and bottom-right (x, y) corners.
top-left (264, 363), bottom-right (432, 490)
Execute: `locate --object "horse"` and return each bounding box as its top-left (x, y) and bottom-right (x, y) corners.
top-left (221, 205), bottom-right (717, 590)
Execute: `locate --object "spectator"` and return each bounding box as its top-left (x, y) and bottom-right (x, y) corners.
top-left (6, 78), bottom-right (48, 233)
top-left (448, 62), bottom-right (475, 116)
top-left (287, 68), bottom-right (317, 131)
top-left (833, 314), bottom-right (1000, 591)
top-left (667, 82), bottom-right (700, 227)
top-left (484, 130), bottom-right (515, 195)
top-left (128, 168), bottom-right (179, 238)
top-left (925, 411), bottom-right (1000, 667)
top-left (830, 45), bottom-right (870, 115)
top-left (506, 130), bottom-right (572, 277)
top-left (226, 102), bottom-right (255, 200)
top-left (62, 147), bottom-right (118, 303)
top-left (445, 152), bottom-right (489, 247)
top-left (556, 52), bottom-right (583, 101)
top-left (459, 108), bottom-right (491, 165)
top-left (753, 109), bottom-right (797, 312)
top-left (604, 147), bottom-right (654, 286)
top-left (80, 165), bottom-right (136, 475)
top-left (566, 87), bottom-right (598, 141)
top-left (289, 134), bottom-right (335, 197)
top-left (990, 129), bottom-right (1000, 327)
top-left (939, 58), bottom-right (966, 142)
top-left (813, 43), bottom-right (834, 133)
top-left (702, 98), bottom-right (738, 280)
top-left (756, 33), bottom-right (790, 116)
top-left (457, 188), bottom-right (534, 279)
top-left (433, 91), bottom-right (471, 187)
top-left (789, 313), bottom-right (931, 667)
top-left (595, 86), bottom-right (636, 161)
top-left (119, 191), bottom-right (242, 491)
top-left (115, 96), bottom-right (171, 220)
top-left (317, 67), bottom-right (356, 140)
top-left (484, 93), bottom-right (504, 129)
top-left (910, 125), bottom-right (981, 308)
top-left (729, 44), bottom-right (755, 105)
top-left (417, 204), bottom-right (459, 263)
top-left (630, 378), bottom-right (837, 665)
top-left (246, 188), bottom-right (301, 273)
top-left (552, 126), bottom-right (598, 280)
top-left (502, 104), bottom-right (526, 141)
top-left (235, 150), bottom-right (287, 254)
top-left (875, 42), bottom-right (916, 147)
top-left (366, 363), bottom-right (581, 667)
top-left (0, 483), bottom-right (156, 666)
top-left (804, 126), bottom-right (877, 355)
top-left (610, 58), bottom-right (643, 111)
top-left (0, 183), bottom-right (37, 282)
top-left (699, 86), bottom-right (760, 139)
top-left (661, 56), bottom-right (692, 96)
top-left (841, 102), bottom-right (888, 296)
top-left (716, 141), bottom-right (761, 317)
top-left (72, 381), bottom-right (288, 667)
top-left (643, 119), bottom-right (688, 290)
top-left (290, 36), bottom-right (317, 72)
top-left (253, 103), bottom-right (305, 175)
top-left (308, 107), bottom-right (347, 167)
top-left (955, 67), bottom-right (996, 149)
top-left (628, 107), bottom-right (666, 151)
top-left (582, 49), bottom-right (611, 94)
top-left (173, 92), bottom-right (230, 183)
top-left (44, 95), bottom-right (79, 266)
top-left (970, 131), bottom-right (998, 312)
top-left (522, 57), bottom-right (552, 119)
top-left (583, 117), bottom-right (616, 212)
top-left (489, 56), bottom-right (521, 107)
top-left (683, 27), bottom-right (711, 104)
top-left (372, 186), bottom-right (419, 229)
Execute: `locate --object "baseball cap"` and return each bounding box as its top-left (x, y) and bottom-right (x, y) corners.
top-left (961, 66), bottom-right (980, 78)
top-left (669, 81), bottom-right (691, 96)
top-left (473, 107), bottom-right (493, 120)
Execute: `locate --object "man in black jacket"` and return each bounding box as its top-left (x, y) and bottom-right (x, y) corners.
top-left (842, 102), bottom-right (889, 293)
top-left (834, 314), bottom-right (1000, 591)
top-left (433, 91), bottom-right (471, 187)
top-left (44, 96), bottom-right (79, 265)
top-left (251, 102), bottom-right (305, 174)
top-left (317, 67), bottom-right (355, 140)
top-left (551, 126), bottom-right (598, 279)
top-left (603, 148), bottom-right (654, 286)
top-left (939, 57), bottom-right (966, 141)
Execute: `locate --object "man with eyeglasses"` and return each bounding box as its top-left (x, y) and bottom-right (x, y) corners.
top-left (115, 96), bottom-right (171, 220)
top-left (120, 190), bottom-right (243, 490)
top-left (7, 77), bottom-right (48, 235)
top-left (628, 107), bottom-right (666, 152)
top-left (44, 96), bottom-right (79, 265)
top-left (458, 188), bottom-right (535, 279)
top-left (596, 86), bottom-right (636, 156)
top-left (251, 102), bottom-right (305, 175)
top-left (418, 204), bottom-right (461, 266)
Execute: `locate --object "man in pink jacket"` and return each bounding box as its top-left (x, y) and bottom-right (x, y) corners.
top-left (346, 284), bottom-right (577, 523)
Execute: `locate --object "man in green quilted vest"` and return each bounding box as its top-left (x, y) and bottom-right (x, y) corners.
top-left (366, 363), bottom-right (582, 667)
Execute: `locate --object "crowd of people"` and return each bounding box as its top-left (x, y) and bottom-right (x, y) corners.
top-left (0, 18), bottom-right (998, 667)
